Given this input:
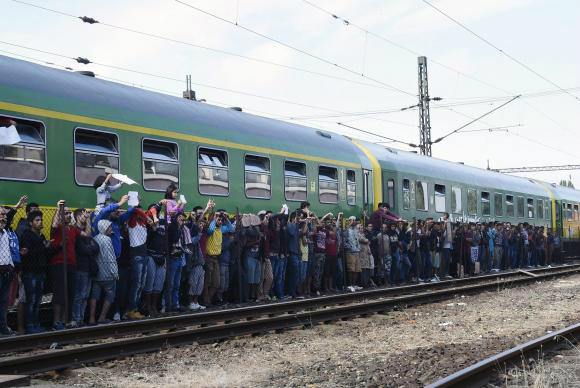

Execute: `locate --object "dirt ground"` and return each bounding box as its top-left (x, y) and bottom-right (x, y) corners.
top-left (41, 275), bottom-right (580, 388)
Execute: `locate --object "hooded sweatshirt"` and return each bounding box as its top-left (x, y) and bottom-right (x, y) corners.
top-left (93, 220), bottom-right (119, 281)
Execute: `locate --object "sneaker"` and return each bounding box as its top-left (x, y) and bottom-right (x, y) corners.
top-left (52, 321), bottom-right (65, 331)
top-left (198, 304), bottom-right (206, 310)
top-left (97, 319), bottom-right (112, 325)
top-left (188, 303), bottom-right (201, 311)
top-left (280, 295), bottom-right (292, 301)
top-left (434, 275), bottom-right (440, 281)
top-left (0, 327), bottom-right (15, 336)
top-left (430, 277), bottom-right (439, 283)
top-left (66, 321), bottom-right (79, 329)
top-left (113, 313), bottom-right (121, 322)
top-left (127, 310), bottom-right (145, 320)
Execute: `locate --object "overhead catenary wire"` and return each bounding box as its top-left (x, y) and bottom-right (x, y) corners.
top-left (8, 0), bottom-right (402, 95)
top-left (421, 0), bottom-right (580, 104)
top-left (337, 122), bottom-right (417, 148)
top-left (172, 0), bottom-right (416, 98)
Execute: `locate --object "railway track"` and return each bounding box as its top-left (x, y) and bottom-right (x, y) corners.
top-left (0, 264), bottom-right (577, 382)
top-left (0, 264), bottom-right (577, 356)
top-left (426, 321), bottom-right (580, 388)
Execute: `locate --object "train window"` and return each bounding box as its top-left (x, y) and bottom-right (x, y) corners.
top-left (494, 193), bottom-right (503, 217)
top-left (415, 180), bottom-right (428, 211)
top-left (481, 191), bottom-right (490, 216)
top-left (527, 198), bottom-right (534, 218)
top-left (434, 184), bottom-right (446, 212)
top-left (0, 116), bottom-right (46, 182)
top-left (517, 197), bottom-right (525, 218)
top-left (467, 189), bottom-right (477, 216)
top-left (546, 202), bottom-right (551, 220)
top-left (285, 161), bottom-right (307, 201)
top-left (567, 203), bottom-right (572, 220)
top-left (198, 147), bottom-right (229, 196)
top-left (75, 128), bottom-right (119, 186)
top-left (245, 155), bottom-right (271, 199)
top-left (346, 170), bottom-right (356, 206)
top-left (319, 166), bottom-right (338, 204)
top-left (451, 186), bottom-right (462, 214)
top-left (574, 204), bottom-right (579, 221)
top-left (402, 179), bottom-right (411, 210)
top-left (387, 179), bottom-right (395, 210)
top-left (142, 139), bottom-right (179, 191)
top-left (537, 200), bottom-right (544, 220)
top-left (505, 195), bottom-right (514, 217)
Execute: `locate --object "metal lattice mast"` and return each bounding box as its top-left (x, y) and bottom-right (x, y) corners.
top-left (418, 56), bottom-right (432, 156)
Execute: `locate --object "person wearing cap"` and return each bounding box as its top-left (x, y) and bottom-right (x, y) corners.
top-left (343, 216), bottom-right (361, 288)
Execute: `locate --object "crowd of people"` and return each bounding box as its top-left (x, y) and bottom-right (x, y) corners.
top-left (0, 175), bottom-right (565, 336)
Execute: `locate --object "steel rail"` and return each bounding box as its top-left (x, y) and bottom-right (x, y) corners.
top-left (426, 322), bottom-right (580, 388)
top-left (0, 266), bottom-right (579, 376)
top-left (0, 265), bottom-right (576, 355)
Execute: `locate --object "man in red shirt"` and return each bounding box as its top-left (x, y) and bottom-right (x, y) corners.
top-left (49, 200), bottom-right (91, 330)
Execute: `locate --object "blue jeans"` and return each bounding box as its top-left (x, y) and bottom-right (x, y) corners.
top-left (421, 250), bottom-right (432, 280)
top-left (22, 272), bottom-right (45, 328)
top-left (71, 271), bottom-right (91, 323)
top-left (509, 246), bottom-right (518, 268)
top-left (270, 255), bottom-right (285, 299)
top-left (164, 256), bottom-right (183, 311)
top-left (390, 251), bottom-right (402, 284)
top-left (286, 254), bottom-right (300, 297)
top-left (0, 271), bottom-right (13, 331)
top-left (335, 254), bottom-right (345, 291)
top-left (144, 256), bottom-right (166, 293)
top-left (128, 255), bottom-right (149, 311)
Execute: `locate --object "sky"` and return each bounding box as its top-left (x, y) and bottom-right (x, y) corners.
top-left (2, 0), bottom-right (579, 185)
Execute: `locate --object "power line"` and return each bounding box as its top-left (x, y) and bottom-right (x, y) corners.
top-left (337, 122), bottom-right (417, 148)
top-left (8, 0), bottom-right (404, 95)
top-left (173, 0), bottom-right (416, 98)
top-left (493, 165), bottom-right (580, 174)
top-left (421, 0), bottom-right (580, 104)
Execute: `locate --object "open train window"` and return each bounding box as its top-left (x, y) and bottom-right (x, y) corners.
top-left (75, 128), bottom-right (119, 186)
top-left (198, 147), bottom-right (229, 196)
top-left (415, 180), bottom-right (428, 211)
top-left (318, 165), bottom-right (338, 204)
top-left (517, 196), bottom-right (525, 218)
top-left (285, 160), bottom-right (307, 201)
top-left (537, 200), bottom-right (544, 220)
top-left (481, 191), bottom-right (490, 216)
top-left (451, 186), bottom-right (462, 214)
top-left (506, 195), bottom-right (514, 217)
top-left (142, 139), bottom-right (179, 191)
top-left (402, 179), bottom-right (411, 210)
top-left (0, 115), bottom-right (46, 182)
top-left (346, 170), bottom-right (356, 206)
top-left (494, 193), bottom-right (503, 217)
top-left (434, 184), bottom-right (446, 213)
top-left (527, 198), bottom-right (535, 218)
top-left (245, 154), bottom-right (271, 199)
top-left (467, 189), bottom-right (477, 216)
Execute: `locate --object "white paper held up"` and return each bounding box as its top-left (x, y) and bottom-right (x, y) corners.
top-left (0, 125), bottom-right (21, 145)
top-left (179, 194), bottom-right (187, 204)
top-left (112, 173), bottom-right (137, 185)
top-left (128, 191), bottom-right (139, 207)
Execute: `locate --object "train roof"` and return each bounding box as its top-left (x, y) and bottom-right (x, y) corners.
top-left (0, 55), bottom-right (364, 166)
top-left (550, 184), bottom-right (580, 202)
top-left (360, 141), bottom-right (555, 197)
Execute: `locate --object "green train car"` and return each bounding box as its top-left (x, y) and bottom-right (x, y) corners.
top-left (1, 55), bottom-right (580, 245)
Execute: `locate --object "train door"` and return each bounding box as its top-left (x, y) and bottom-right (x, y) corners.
top-left (383, 171), bottom-right (397, 211)
top-left (363, 169), bottom-right (372, 212)
top-left (555, 200), bottom-right (563, 237)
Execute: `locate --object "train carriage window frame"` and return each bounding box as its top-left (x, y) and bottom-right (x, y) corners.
top-left (244, 154), bottom-right (271, 200)
top-left (74, 127), bottom-right (120, 187)
top-left (505, 195), bottom-right (515, 217)
top-left (415, 180), bottom-right (428, 212)
top-left (318, 165), bottom-right (339, 204)
top-left (494, 193), bottom-right (503, 217)
top-left (574, 204), bottom-right (579, 221)
top-left (451, 186), bottom-right (462, 214)
top-left (0, 114), bottom-right (47, 183)
top-left (141, 138), bottom-right (179, 192)
top-left (284, 159), bottom-right (308, 202)
top-left (467, 188), bottom-right (477, 216)
top-left (434, 183), bottom-right (446, 213)
top-left (481, 191), bottom-right (491, 216)
top-left (545, 201), bottom-right (551, 220)
top-left (537, 199), bottom-right (544, 220)
top-left (527, 198), bottom-right (535, 219)
top-left (567, 203), bottom-right (573, 221)
top-left (346, 169), bottom-right (356, 206)
top-left (402, 178), bottom-right (411, 210)
top-left (517, 196), bottom-right (525, 218)
top-left (197, 146), bottom-right (229, 196)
